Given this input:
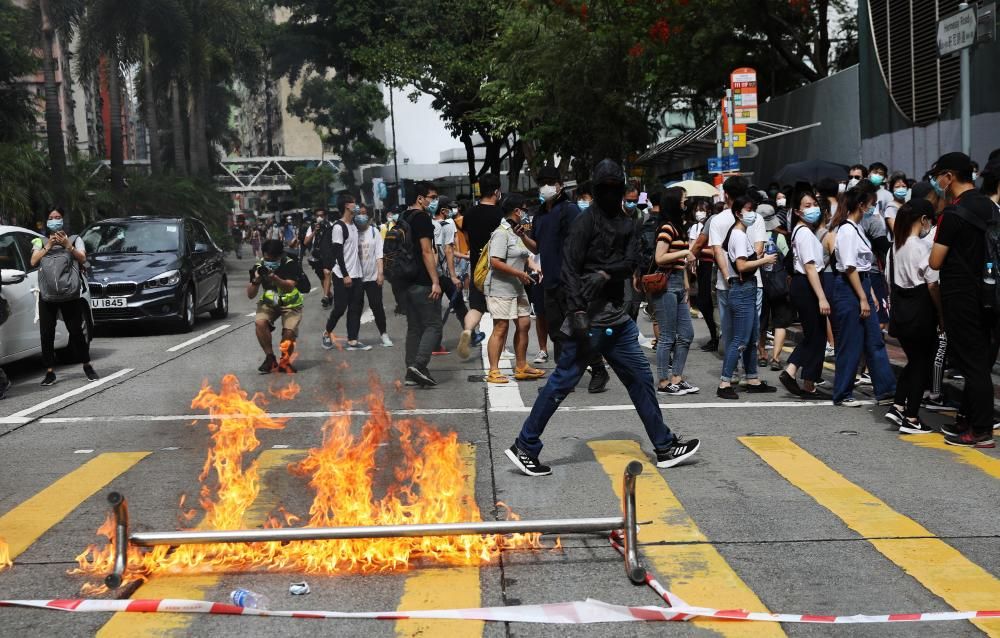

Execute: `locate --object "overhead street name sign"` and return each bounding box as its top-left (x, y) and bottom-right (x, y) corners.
top-left (938, 5), bottom-right (978, 56)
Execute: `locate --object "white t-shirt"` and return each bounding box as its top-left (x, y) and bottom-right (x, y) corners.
top-left (688, 222), bottom-right (703, 243)
top-left (835, 220), bottom-right (874, 273)
top-left (890, 237), bottom-right (939, 288)
top-left (434, 218), bottom-right (457, 248)
top-left (709, 208), bottom-right (766, 289)
top-left (875, 187), bottom-right (894, 215)
top-left (331, 221), bottom-right (362, 278)
top-left (726, 227), bottom-right (755, 281)
top-left (357, 225), bottom-right (384, 282)
top-left (790, 224), bottom-right (824, 275)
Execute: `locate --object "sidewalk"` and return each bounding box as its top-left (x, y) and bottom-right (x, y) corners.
top-left (783, 324), bottom-right (1000, 416)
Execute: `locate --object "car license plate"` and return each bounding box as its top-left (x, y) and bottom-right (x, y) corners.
top-left (91, 298), bottom-right (127, 309)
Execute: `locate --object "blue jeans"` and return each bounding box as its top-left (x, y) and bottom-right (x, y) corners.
top-left (653, 271), bottom-right (693, 380)
top-left (717, 287), bottom-right (730, 351)
top-left (830, 275), bottom-right (896, 403)
top-left (515, 320), bottom-right (676, 457)
top-left (721, 281), bottom-right (760, 382)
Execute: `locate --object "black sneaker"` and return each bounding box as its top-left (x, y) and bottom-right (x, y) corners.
top-left (505, 444), bottom-right (552, 476)
top-left (745, 381), bottom-right (777, 394)
top-left (921, 395), bottom-right (961, 412)
top-left (676, 381), bottom-right (699, 395)
top-left (404, 370), bottom-right (419, 387)
top-left (40, 371), bottom-right (57, 386)
top-left (899, 419), bottom-right (935, 435)
top-left (717, 386), bottom-right (738, 400)
top-left (83, 364), bottom-right (99, 381)
top-left (941, 414), bottom-right (968, 438)
top-left (700, 339), bottom-right (719, 352)
top-left (884, 405), bottom-right (905, 427)
top-left (778, 370), bottom-right (801, 396)
top-left (588, 366), bottom-right (610, 394)
top-left (257, 355), bottom-right (277, 374)
top-left (658, 383), bottom-right (686, 396)
top-left (321, 295), bottom-right (332, 309)
top-left (407, 365), bottom-right (437, 387)
top-left (655, 438), bottom-right (701, 468)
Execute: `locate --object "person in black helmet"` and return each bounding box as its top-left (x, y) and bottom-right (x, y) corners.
top-left (505, 159), bottom-right (700, 476)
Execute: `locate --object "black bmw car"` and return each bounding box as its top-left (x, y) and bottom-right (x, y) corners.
top-left (81, 217), bottom-right (229, 331)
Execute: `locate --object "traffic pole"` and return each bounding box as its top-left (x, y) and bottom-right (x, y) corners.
top-left (959, 2), bottom-right (971, 156)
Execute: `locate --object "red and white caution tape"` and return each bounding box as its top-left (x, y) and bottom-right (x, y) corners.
top-left (1, 596), bottom-right (998, 625)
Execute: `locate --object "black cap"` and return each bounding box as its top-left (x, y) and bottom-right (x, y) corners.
top-left (501, 193), bottom-right (527, 214)
top-left (929, 152), bottom-right (973, 176)
top-left (536, 165), bottom-right (562, 183)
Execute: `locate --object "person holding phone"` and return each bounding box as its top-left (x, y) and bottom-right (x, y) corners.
top-left (30, 208), bottom-right (97, 387)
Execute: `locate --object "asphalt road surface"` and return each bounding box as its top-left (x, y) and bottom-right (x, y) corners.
top-left (1, 260), bottom-right (998, 638)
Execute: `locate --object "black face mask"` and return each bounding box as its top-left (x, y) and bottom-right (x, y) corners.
top-left (594, 183), bottom-right (626, 217)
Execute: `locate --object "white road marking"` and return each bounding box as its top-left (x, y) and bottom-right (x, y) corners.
top-left (160, 447), bottom-right (179, 451)
top-left (32, 400), bottom-right (863, 425)
top-left (479, 314), bottom-right (525, 409)
top-left (271, 444), bottom-right (291, 449)
top-left (245, 312), bottom-right (256, 317)
top-left (166, 324), bottom-right (232, 352)
top-left (73, 449), bottom-right (94, 454)
top-left (8, 368), bottom-right (134, 419)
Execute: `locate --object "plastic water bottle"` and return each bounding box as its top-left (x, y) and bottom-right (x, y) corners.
top-left (984, 262), bottom-right (996, 286)
top-left (763, 240), bottom-right (777, 272)
top-left (231, 588), bottom-right (270, 610)
top-left (984, 262), bottom-right (996, 311)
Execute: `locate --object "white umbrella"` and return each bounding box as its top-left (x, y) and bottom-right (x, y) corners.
top-left (670, 180), bottom-right (720, 198)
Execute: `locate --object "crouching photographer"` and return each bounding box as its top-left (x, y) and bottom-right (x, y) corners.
top-left (247, 239), bottom-right (305, 374)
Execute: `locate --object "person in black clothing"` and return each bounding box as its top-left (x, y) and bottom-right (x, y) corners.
top-left (402, 181), bottom-right (444, 387)
top-left (530, 165), bottom-right (609, 393)
top-left (505, 159), bottom-right (700, 477)
top-left (456, 174), bottom-right (504, 359)
top-left (928, 152), bottom-right (998, 448)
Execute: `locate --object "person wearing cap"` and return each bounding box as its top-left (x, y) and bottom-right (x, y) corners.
top-left (529, 165), bottom-right (610, 393)
top-left (505, 159), bottom-right (700, 476)
top-left (757, 203), bottom-right (794, 371)
top-left (928, 152), bottom-right (998, 447)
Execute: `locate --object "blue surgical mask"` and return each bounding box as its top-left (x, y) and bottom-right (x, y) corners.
top-left (931, 176), bottom-right (945, 197)
top-left (448, 208), bottom-right (458, 218)
top-left (426, 198), bottom-right (439, 215)
top-left (893, 188), bottom-right (909, 201)
top-left (802, 207), bottom-right (822, 224)
top-left (354, 215), bottom-right (369, 227)
top-left (624, 201), bottom-right (638, 211)
top-left (869, 174), bottom-right (884, 187)
top-left (389, 213), bottom-right (399, 223)
top-left (47, 219), bottom-right (64, 232)
top-left (577, 200), bottom-right (591, 210)
top-left (972, 171), bottom-right (978, 182)
top-left (741, 211), bottom-right (757, 227)
top-left (262, 260), bottom-right (280, 270)
top-left (864, 205), bottom-right (877, 218)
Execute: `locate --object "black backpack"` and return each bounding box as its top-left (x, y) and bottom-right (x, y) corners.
top-left (384, 210), bottom-right (420, 283)
top-left (762, 230), bottom-right (790, 301)
top-left (637, 215), bottom-right (660, 269)
top-left (951, 203), bottom-right (1000, 312)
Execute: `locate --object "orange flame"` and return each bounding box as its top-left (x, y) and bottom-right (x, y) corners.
top-left (277, 340), bottom-right (298, 373)
top-left (72, 374), bottom-right (547, 590)
top-left (0, 537), bottom-right (11, 571)
top-left (269, 380), bottom-right (301, 400)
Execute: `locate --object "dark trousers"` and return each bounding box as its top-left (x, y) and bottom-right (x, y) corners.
top-left (788, 275), bottom-right (825, 382)
top-left (362, 281), bottom-right (387, 334)
top-left (895, 334), bottom-right (937, 419)
top-left (542, 286), bottom-right (604, 370)
top-left (439, 275), bottom-right (468, 327)
top-left (696, 260), bottom-right (718, 341)
top-left (326, 277), bottom-right (364, 340)
top-left (515, 320), bottom-right (675, 457)
top-left (390, 279), bottom-right (408, 315)
top-left (39, 298), bottom-right (89, 368)
top-left (942, 292), bottom-right (996, 435)
top-left (404, 284), bottom-right (443, 369)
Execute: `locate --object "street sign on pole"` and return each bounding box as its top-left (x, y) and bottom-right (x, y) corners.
top-left (724, 155), bottom-right (740, 172)
top-left (938, 5), bottom-right (978, 56)
top-left (708, 157), bottom-right (724, 173)
top-left (730, 67), bottom-right (758, 125)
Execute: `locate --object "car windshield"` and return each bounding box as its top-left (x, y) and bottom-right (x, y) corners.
top-left (82, 222), bottom-right (180, 254)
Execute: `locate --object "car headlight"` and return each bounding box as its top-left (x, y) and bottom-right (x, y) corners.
top-left (145, 270), bottom-right (181, 288)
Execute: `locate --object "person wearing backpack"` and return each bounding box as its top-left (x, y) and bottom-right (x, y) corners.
top-left (30, 208), bottom-right (97, 386)
top-left (757, 204), bottom-right (794, 371)
top-left (321, 196), bottom-right (370, 351)
top-left (928, 152), bottom-right (998, 448)
top-left (247, 239), bottom-right (306, 374)
top-left (829, 185), bottom-right (896, 407)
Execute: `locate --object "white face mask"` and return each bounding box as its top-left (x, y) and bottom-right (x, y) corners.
top-left (695, 211), bottom-right (707, 222)
top-left (775, 197), bottom-right (786, 208)
top-left (847, 177), bottom-right (861, 189)
top-left (539, 184), bottom-right (559, 202)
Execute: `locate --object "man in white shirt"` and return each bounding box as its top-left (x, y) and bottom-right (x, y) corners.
top-left (322, 195), bottom-right (370, 351)
top-left (432, 199), bottom-right (468, 352)
top-left (356, 213), bottom-right (393, 347)
top-left (707, 176), bottom-right (766, 358)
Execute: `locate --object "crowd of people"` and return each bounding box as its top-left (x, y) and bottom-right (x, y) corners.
top-left (243, 149), bottom-right (1000, 469)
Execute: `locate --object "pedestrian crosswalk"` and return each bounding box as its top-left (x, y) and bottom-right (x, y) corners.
top-left (0, 437), bottom-right (998, 637)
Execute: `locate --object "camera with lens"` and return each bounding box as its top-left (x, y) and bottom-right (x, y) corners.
top-left (251, 263), bottom-right (271, 282)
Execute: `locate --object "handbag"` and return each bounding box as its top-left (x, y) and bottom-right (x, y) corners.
top-left (640, 223), bottom-right (670, 295)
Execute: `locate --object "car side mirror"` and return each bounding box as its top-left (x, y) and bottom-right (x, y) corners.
top-left (0, 269), bottom-right (27, 285)
top-left (194, 242), bottom-right (209, 253)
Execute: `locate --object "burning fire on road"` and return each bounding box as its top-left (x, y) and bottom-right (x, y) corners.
top-left (73, 374), bottom-right (547, 592)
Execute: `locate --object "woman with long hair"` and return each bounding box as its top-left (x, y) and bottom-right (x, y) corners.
top-left (883, 200), bottom-right (941, 433)
top-left (30, 208), bottom-right (98, 386)
top-left (829, 186), bottom-right (896, 406)
top-left (779, 192), bottom-right (831, 397)
top-left (651, 188), bottom-right (698, 396)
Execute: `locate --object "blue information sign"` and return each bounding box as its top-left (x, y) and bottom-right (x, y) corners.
top-left (724, 154), bottom-right (741, 172)
top-left (707, 157), bottom-right (724, 173)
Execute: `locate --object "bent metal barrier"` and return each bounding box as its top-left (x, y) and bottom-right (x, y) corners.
top-left (104, 461), bottom-right (646, 589)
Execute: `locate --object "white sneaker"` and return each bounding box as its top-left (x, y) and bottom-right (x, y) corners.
top-left (825, 344), bottom-right (836, 358)
top-left (380, 333), bottom-right (394, 347)
top-left (533, 350), bottom-right (549, 364)
top-left (500, 349), bottom-right (515, 359)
